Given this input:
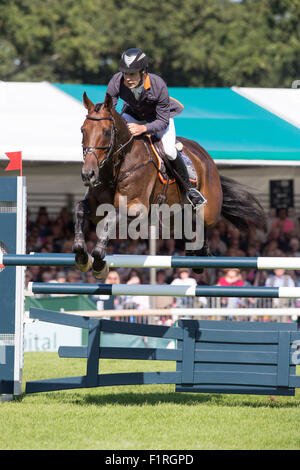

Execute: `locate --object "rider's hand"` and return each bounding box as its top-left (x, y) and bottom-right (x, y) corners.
top-left (127, 123), bottom-right (147, 136)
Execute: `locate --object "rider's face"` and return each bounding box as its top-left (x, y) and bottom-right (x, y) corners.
top-left (123, 71), bottom-right (142, 88)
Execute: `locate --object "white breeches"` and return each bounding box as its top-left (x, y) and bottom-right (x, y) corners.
top-left (122, 113), bottom-right (177, 160)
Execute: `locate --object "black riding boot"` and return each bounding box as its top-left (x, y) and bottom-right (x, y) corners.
top-left (170, 151), bottom-right (207, 208)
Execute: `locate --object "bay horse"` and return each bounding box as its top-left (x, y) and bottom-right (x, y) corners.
top-left (73, 92), bottom-right (265, 279)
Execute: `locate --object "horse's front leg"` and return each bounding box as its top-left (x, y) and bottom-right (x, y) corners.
top-left (73, 198), bottom-right (93, 272)
top-left (93, 207), bottom-right (119, 280)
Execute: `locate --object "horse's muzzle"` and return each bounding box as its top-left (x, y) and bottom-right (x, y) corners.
top-left (81, 168), bottom-right (97, 187)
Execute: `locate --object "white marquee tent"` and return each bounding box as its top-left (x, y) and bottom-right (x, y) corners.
top-left (0, 81), bottom-right (85, 162)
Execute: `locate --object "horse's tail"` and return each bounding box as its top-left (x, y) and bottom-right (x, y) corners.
top-left (220, 176), bottom-right (266, 232)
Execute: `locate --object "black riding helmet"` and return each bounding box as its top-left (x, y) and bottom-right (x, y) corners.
top-left (119, 48), bottom-right (148, 73)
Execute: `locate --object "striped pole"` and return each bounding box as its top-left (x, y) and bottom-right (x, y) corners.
top-left (2, 253), bottom-right (300, 270)
top-left (27, 282), bottom-right (300, 298)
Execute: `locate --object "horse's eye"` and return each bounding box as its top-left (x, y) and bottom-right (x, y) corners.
top-left (103, 129), bottom-right (111, 137)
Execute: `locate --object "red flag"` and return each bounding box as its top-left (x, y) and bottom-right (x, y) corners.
top-left (4, 151), bottom-right (22, 175)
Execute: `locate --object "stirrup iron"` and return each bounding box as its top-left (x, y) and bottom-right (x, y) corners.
top-left (186, 188), bottom-right (207, 209)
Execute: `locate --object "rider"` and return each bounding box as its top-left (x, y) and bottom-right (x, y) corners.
top-left (106, 47), bottom-right (207, 208)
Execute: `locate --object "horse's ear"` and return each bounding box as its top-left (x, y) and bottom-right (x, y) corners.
top-left (83, 92), bottom-right (94, 111)
top-left (104, 93), bottom-right (113, 110)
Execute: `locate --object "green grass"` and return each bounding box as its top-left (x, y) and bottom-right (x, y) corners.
top-left (1, 352), bottom-right (300, 450)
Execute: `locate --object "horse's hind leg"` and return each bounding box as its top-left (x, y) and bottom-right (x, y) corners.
top-left (73, 198), bottom-right (93, 272)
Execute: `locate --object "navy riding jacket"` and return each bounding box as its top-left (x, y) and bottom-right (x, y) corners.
top-left (106, 72), bottom-right (184, 134)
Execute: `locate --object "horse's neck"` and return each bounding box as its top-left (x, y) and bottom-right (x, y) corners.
top-left (112, 111), bottom-right (151, 167)
top-left (114, 111), bottom-right (131, 144)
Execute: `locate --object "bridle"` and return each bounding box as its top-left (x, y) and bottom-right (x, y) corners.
top-left (82, 112), bottom-right (134, 184)
top-left (82, 115), bottom-right (116, 171)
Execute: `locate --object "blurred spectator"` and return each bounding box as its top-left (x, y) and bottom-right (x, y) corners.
top-left (217, 268), bottom-right (244, 308)
top-left (266, 208), bottom-right (277, 234)
top-left (105, 270), bottom-right (121, 284)
top-left (28, 266), bottom-right (42, 282)
top-left (209, 228), bottom-right (227, 256)
top-left (271, 208), bottom-right (295, 235)
top-left (66, 269), bottom-right (82, 283)
top-left (121, 274), bottom-right (150, 311)
top-left (51, 223), bottom-right (66, 252)
top-left (240, 269), bottom-right (256, 308)
top-left (25, 271), bottom-right (32, 289)
top-left (287, 208), bottom-right (300, 235)
top-left (171, 268), bottom-right (197, 308)
top-left (265, 268), bottom-right (295, 308)
top-left (214, 220), bottom-right (229, 246)
top-left (61, 240), bottom-right (74, 253)
top-left (86, 269), bottom-right (122, 311)
top-left (289, 237), bottom-right (300, 257)
top-left (36, 210), bottom-right (52, 243)
top-left (265, 268), bottom-right (295, 289)
top-left (56, 271), bottom-right (67, 283)
top-left (154, 269), bottom-right (173, 310)
top-left (105, 270), bottom-right (123, 310)
top-left (46, 271), bottom-right (67, 297)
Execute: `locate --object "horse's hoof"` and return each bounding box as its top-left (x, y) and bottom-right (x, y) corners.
top-left (92, 262), bottom-right (109, 280)
top-left (75, 252), bottom-right (93, 272)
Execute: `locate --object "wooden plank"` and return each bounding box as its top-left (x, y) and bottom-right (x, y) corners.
top-left (29, 307), bottom-right (89, 329)
top-left (194, 349), bottom-right (278, 364)
top-left (86, 319), bottom-right (101, 387)
top-left (195, 328), bottom-right (279, 344)
top-left (100, 318), bottom-right (183, 339)
top-left (192, 370), bottom-right (277, 387)
top-left (176, 384), bottom-right (295, 396)
top-left (26, 375), bottom-right (88, 393)
top-left (277, 331), bottom-right (291, 387)
top-left (181, 322), bottom-right (197, 384)
top-left (179, 362), bottom-right (277, 374)
top-left (26, 371), bottom-right (182, 393)
top-left (193, 342), bottom-right (278, 352)
top-left (59, 346), bottom-right (181, 361)
top-left (97, 371), bottom-right (181, 387)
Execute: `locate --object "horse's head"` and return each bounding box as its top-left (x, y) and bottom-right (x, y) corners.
top-left (81, 92), bottom-right (116, 187)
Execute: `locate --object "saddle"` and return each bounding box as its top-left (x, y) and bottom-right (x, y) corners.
top-left (146, 135), bottom-right (197, 187)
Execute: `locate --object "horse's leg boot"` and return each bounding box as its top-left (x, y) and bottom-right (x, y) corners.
top-left (73, 238), bottom-right (93, 272)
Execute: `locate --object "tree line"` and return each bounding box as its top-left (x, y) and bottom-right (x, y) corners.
top-left (0, 0), bottom-right (299, 87)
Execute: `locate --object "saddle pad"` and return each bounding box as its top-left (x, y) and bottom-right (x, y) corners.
top-left (148, 137), bottom-right (197, 185)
